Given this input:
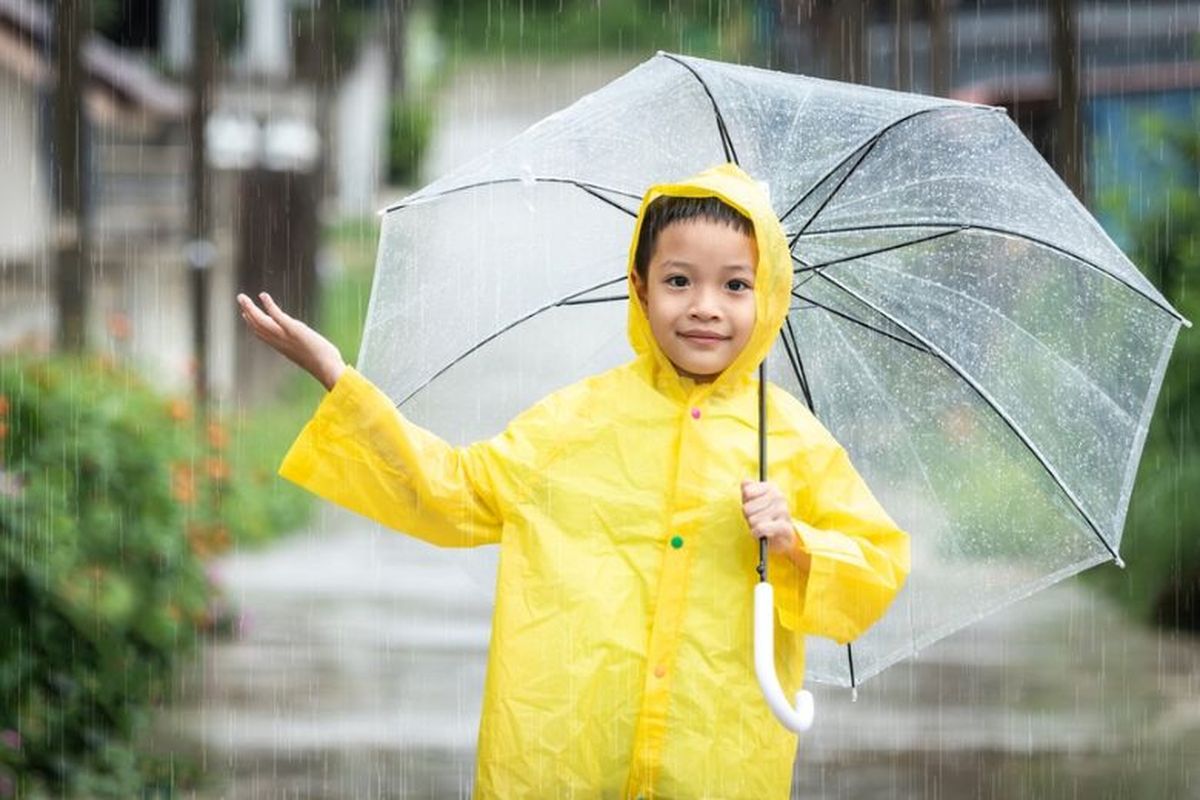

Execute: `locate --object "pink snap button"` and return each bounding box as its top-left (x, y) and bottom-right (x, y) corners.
top-left (654, 664), bottom-right (667, 678)
top-left (690, 407), bottom-right (701, 419)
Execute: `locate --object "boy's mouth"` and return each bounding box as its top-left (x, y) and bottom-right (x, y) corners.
top-left (678, 330), bottom-right (729, 342)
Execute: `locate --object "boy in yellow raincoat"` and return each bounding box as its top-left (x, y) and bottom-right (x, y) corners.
top-left (237, 162), bottom-right (910, 798)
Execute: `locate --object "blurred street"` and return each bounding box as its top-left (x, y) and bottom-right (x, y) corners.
top-left (147, 503), bottom-right (1200, 799)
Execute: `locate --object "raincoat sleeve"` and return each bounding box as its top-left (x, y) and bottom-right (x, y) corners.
top-left (778, 420), bottom-right (911, 644)
top-left (277, 365), bottom-right (529, 548)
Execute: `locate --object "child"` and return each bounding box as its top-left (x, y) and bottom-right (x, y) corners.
top-left (236, 162), bottom-right (910, 798)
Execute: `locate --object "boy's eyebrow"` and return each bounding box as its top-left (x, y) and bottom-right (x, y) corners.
top-left (660, 259), bottom-right (754, 274)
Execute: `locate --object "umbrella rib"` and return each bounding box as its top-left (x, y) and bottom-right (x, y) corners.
top-left (791, 290), bottom-right (932, 356)
top-left (393, 275), bottom-right (628, 407)
top-left (660, 53), bottom-right (740, 165)
top-left (779, 316), bottom-right (814, 413)
top-left (781, 105), bottom-right (982, 237)
top-left (798, 221), bottom-right (1188, 327)
top-left (792, 227), bottom-right (964, 273)
top-left (559, 294), bottom-right (628, 306)
top-left (382, 177), bottom-right (642, 215)
top-left (814, 270), bottom-right (1121, 561)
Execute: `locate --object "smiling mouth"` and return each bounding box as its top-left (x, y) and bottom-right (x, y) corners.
top-left (679, 332), bottom-right (729, 342)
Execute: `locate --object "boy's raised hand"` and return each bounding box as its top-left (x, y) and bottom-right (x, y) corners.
top-left (741, 479), bottom-right (810, 570)
top-left (236, 291), bottom-right (346, 391)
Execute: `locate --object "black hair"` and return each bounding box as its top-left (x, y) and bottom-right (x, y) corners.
top-left (633, 195), bottom-right (755, 282)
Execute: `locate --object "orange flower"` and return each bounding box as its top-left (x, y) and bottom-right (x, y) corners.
top-left (210, 524), bottom-right (231, 553)
top-left (205, 456), bottom-right (230, 482)
top-left (0, 394), bottom-right (8, 416)
top-left (106, 312), bottom-right (132, 341)
top-left (206, 421), bottom-right (229, 450)
top-left (0, 422), bottom-right (7, 441)
top-left (167, 398), bottom-right (191, 423)
top-left (171, 463), bottom-right (196, 504)
top-left (186, 522), bottom-right (210, 557)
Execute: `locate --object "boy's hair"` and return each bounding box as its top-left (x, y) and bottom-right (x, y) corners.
top-left (633, 195), bottom-right (754, 282)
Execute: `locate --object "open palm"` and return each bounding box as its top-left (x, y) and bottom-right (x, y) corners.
top-left (236, 292), bottom-right (346, 390)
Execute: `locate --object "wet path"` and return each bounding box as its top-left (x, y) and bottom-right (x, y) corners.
top-left (146, 504), bottom-right (1200, 799)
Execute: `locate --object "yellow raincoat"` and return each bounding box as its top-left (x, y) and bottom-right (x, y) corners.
top-left (278, 163), bottom-right (910, 798)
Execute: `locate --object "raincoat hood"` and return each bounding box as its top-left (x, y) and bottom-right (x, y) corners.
top-left (626, 162), bottom-right (792, 402)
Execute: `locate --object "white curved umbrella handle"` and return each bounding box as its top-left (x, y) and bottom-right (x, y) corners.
top-left (754, 582), bottom-right (815, 732)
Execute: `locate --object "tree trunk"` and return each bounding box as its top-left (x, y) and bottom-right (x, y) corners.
top-left (1051, 0), bottom-right (1084, 200)
top-left (928, 0), bottom-right (952, 97)
top-left (894, 0), bottom-right (912, 91)
top-left (53, 0), bottom-right (90, 353)
top-left (189, 0), bottom-right (215, 409)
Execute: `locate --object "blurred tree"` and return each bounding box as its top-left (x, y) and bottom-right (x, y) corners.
top-left (53, 0), bottom-right (92, 353)
top-left (1051, 0), bottom-right (1084, 198)
top-left (1086, 110), bottom-right (1199, 632)
top-left (894, 0), bottom-right (912, 91)
top-left (928, 0), bottom-right (952, 96)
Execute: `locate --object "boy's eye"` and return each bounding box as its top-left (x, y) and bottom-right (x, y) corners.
top-left (666, 275), bottom-right (689, 287)
top-left (728, 279), bottom-right (751, 291)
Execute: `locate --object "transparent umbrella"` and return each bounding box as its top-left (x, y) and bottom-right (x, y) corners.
top-left (356, 51), bottom-right (1191, 720)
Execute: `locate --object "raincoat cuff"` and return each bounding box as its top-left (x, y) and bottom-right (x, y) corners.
top-left (277, 366), bottom-right (385, 481)
top-left (768, 522), bottom-right (815, 632)
top-left (313, 365), bottom-right (392, 434)
top-left (792, 518), bottom-right (872, 570)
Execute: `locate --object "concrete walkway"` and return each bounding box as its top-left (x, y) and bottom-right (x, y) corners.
top-left (148, 502), bottom-right (1200, 799)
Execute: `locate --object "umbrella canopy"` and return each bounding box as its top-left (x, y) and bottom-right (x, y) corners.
top-left (357, 51), bottom-right (1190, 689)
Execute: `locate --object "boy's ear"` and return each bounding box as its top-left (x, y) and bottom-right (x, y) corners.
top-left (631, 270), bottom-right (649, 312)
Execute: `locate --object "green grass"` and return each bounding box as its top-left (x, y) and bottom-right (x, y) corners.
top-left (228, 218), bottom-right (381, 544)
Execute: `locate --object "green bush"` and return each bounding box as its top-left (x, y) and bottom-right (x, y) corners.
top-left (387, 94), bottom-right (435, 187)
top-left (1083, 109), bottom-right (1200, 630)
top-left (0, 355), bottom-right (261, 797)
top-left (435, 0), bottom-right (762, 61)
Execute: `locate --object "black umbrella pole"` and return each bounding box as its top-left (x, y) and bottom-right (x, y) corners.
top-left (757, 361), bottom-right (768, 583)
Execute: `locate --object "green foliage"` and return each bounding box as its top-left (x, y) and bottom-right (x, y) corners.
top-left (387, 94), bottom-right (435, 186)
top-left (435, 0), bottom-right (763, 61)
top-left (1083, 108), bottom-right (1200, 630)
top-left (0, 356), bottom-right (236, 796)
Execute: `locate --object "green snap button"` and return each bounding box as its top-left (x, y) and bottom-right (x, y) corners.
top-left (670, 535), bottom-right (684, 549)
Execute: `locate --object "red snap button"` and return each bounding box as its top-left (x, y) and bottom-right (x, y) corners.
top-left (654, 664), bottom-right (666, 678)
top-left (690, 407), bottom-right (701, 419)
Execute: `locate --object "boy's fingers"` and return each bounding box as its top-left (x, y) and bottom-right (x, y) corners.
top-left (741, 480), bottom-right (767, 499)
top-left (258, 292), bottom-right (293, 327)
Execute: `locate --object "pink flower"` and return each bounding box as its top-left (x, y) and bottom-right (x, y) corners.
top-left (0, 729), bottom-right (19, 749)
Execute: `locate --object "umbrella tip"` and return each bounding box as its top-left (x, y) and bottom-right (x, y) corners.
top-left (850, 687), bottom-right (858, 702)
top-left (1114, 556), bottom-right (1126, 569)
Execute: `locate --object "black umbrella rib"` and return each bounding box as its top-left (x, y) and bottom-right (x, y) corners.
top-left (393, 275), bottom-right (628, 407)
top-left (792, 227), bottom-right (964, 273)
top-left (792, 290), bottom-right (932, 356)
top-left (781, 105), bottom-right (981, 239)
top-left (660, 53), bottom-right (740, 165)
top-left (382, 176), bottom-right (641, 216)
top-left (780, 316), bottom-right (814, 413)
top-left (799, 221), bottom-right (1188, 326)
top-left (814, 270), bottom-right (1120, 562)
top-left (559, 294), bottom-right (628, 306)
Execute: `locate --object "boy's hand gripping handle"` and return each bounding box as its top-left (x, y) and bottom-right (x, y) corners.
top-left (753, 582), bottom-right (815, 732)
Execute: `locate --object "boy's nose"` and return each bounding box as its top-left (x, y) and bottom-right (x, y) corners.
top-left (689, 292), bottom-right (721, 318)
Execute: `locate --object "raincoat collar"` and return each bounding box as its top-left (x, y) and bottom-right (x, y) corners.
top-left (625, 162), bottom-right (792, 405)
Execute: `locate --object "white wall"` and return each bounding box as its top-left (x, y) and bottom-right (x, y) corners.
top-left (0, 73), bottom-right (49, 263)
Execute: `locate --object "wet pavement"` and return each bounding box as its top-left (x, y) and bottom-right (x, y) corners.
top-left (145, 503), bottom-right (1200, 799)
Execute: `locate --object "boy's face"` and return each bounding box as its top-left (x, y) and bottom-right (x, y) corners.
top-left (632, 218), bottom-right (758, 383)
